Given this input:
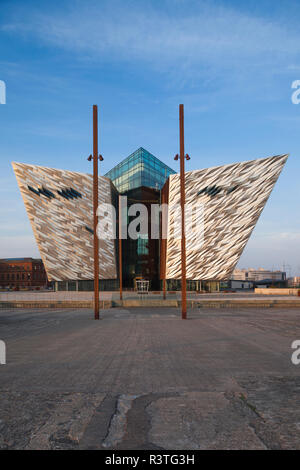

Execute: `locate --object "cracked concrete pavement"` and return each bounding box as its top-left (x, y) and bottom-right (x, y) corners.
top-left (0, 307), bottom-right (300, 449)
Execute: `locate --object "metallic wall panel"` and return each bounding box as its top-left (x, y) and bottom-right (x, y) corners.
top-left (165, 155), bottom-right (288, 280)
top-left (12, 162), bottom-right (117, 281)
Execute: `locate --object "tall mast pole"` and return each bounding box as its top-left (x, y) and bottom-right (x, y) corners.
top-left (161, 187), bottom-right (167, 300)
top-left (93, 105), bottom-right (99, 320)
top-left (119, 195), bottom-right (123, 301)
top-left (179, 104), bottom-right (187, 319)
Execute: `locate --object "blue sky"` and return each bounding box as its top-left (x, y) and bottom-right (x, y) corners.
top-left (0, 0), bottom-right (299, 275)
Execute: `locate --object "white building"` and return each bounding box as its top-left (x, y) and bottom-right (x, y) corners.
top-left (288, 277), bottom-right (300, 287)
top-left (230, 279), bottom-right (254, 290)
top-left (232, 268), bottom-right (286, 282)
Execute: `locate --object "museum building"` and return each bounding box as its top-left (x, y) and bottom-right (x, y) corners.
top-left (12, 148), bottom-right (288, 292)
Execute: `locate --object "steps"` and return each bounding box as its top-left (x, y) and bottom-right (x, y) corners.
top-left (1, 298), bottom-right (300, 309)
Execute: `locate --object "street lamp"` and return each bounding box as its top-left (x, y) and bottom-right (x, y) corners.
top-left (118, 194), bottom-right (123, 301)
top-left (174, 104), bottom-right (190, 319)
top-left (87, 105), bottom-right (103, 320)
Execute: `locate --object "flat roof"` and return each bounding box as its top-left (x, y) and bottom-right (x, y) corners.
top-left (0, 258), bottom-right (42, 262)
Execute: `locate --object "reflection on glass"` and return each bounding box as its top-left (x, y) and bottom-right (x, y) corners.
top-left (105, 147), bottom-right (175, 193)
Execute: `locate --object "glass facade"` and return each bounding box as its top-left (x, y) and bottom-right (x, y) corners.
top-left (120, 186), bottom-right (161, 289)
top-left (56, 149), bottom-right (175, 290)
top-left (105, 147), bottom-right (175, 193)
top-left (104, 149), bottom-right (175, 289)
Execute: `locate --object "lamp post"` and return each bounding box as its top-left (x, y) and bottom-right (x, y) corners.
top-left (87, 105), bottom-right (103, 320)
top-left (161, 186), bottom-right (167, 300)
top-left (119, 194), bottom-right (123, 301)
top-left (174, 104), bottom-right (190, 320)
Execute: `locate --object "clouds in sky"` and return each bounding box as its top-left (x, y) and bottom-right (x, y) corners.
top-left (2, 0), bottom-right (300, 80)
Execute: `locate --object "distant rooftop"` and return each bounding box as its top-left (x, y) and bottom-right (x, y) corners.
top-left (234, 268), bottom-right (284, 273)
top-left (0, 258), bottom-right (42, 263)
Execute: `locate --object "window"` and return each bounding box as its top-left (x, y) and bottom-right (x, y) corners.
top-left (105, 148), bottom-right (175, 192)
top-left (137, 236), bottom-right (149, 256)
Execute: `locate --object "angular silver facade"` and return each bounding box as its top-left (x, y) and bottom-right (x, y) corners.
top-left (13, 153), bottom-right (288, 285)
top-left (12, 162), bottom-right (117, 282)
top-left (165, 154), bottom-right (288, 280)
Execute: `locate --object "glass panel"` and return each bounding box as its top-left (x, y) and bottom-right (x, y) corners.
top-left (105, 147), bottom-right (176, 191)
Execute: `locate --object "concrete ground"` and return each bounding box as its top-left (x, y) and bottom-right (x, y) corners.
top-left (0, 307), bottom-right (300, 450)
top-left (0, 290), bottom-right (299, 301)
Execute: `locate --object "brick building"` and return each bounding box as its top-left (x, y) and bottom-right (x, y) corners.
top-left (0, 258), bottom-right (48, 290)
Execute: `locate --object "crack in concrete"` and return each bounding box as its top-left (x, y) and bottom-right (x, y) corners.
top-left (239, 393), bottom-right (266, 422)
top-left (114, 392), bottom-right (179, 450)
top-left (102, 394), bottom-right (140, 448)
top-left (227, 390), bottom-right (281, 450)
top-left (79, 394), bottom-right (117, 450)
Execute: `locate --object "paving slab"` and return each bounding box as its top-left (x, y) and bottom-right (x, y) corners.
top-left (0, 307), bottom-right (300, 449)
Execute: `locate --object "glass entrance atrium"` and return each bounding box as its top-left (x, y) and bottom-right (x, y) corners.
top-left (104, 148), bottom-right (176, 289)
top-left (105, 147), bottom-right (175, 193)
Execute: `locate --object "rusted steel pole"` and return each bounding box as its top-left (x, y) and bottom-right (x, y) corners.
top-left (163, 278), bottom-right (166, 301)
top-left (179, 104), bottom-right (187, 319)
top-left (118, 195), bottom-right (123, 301)
top-left (161, 188), bottom-right (167, 300)
top-left (93, 105), bottom-right (100, 320)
